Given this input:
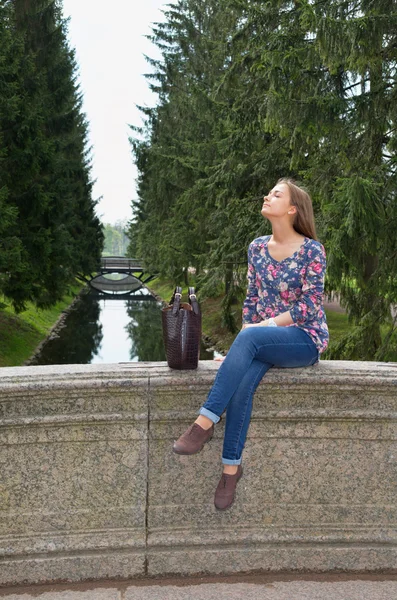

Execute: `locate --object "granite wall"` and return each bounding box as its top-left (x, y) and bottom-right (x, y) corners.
top-left (0, 361), bottom-right (396, 585)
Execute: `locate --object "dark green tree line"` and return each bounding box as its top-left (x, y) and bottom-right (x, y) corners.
top-left (130, 0), bottom-right (397, 360)
top-left (250, 0), bottom-right (397, 360)
top-left (0, 0), bottom-right (103, 311)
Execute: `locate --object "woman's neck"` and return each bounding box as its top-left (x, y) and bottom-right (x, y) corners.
top-left (270, 222), bottom-right (303, 244)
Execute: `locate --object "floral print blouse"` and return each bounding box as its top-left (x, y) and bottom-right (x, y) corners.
top-left (242, 235), bottom-right (329, 354)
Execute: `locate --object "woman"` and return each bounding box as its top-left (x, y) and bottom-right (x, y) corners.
top-left (173, 178), bottom-right (329, 510)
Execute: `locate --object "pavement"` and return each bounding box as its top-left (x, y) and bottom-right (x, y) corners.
top-left (1, 574), bottom-right (397, 600)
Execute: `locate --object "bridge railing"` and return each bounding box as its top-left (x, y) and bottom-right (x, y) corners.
top-left (100, 256), bottom-right (143, 270)
top-left (1, 360), bottom-right (396, 585)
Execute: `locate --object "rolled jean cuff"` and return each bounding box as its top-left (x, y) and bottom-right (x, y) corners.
top-left (222, 457), bottom-right (242, 466)
top-left (198, 407), bottom-right (221, 424)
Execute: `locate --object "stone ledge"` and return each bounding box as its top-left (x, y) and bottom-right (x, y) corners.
top-left (0, 360), bottom-right (396, 585)
top-left (0, 359), bottom-right (396, 381)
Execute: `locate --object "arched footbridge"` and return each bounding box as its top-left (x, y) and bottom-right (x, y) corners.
top-left (78, 257), bottom-right (157, 297)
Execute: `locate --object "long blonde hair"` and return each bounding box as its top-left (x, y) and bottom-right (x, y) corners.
top-left (277, 178), bottom-right (317, 240)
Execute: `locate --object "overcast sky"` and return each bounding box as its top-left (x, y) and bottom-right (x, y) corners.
top-left (62, 0), bottom-right (168, 225)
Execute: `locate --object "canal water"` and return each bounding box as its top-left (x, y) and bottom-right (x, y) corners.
top-left (29, 288), bottom-right (221, 365)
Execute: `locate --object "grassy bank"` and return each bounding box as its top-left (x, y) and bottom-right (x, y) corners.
top-left (0, 283), bottom-right (85, 367)
top-left (146, 277), bottom-right (351, 356)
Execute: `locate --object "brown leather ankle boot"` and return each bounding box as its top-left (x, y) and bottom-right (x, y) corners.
top-left (173, 422), bottom-right (214, 455)
top-left (214, 464), bottom-right (243, 510)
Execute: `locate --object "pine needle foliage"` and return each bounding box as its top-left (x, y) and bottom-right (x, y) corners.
top-left (130, 0), bottom-right (397, 360)
top-left (0, 0), bottom-right (103, 312)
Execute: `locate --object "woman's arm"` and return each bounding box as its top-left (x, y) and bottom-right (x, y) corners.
top-left (288, 243), bottom-right (326, 326)
top-left (242, 242), bottom-right (261, 324)
top-left (243, 311), bottom-right (293, 328)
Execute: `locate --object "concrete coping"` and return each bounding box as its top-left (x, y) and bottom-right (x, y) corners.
top-left (0, 359), bottom-right (396, 386)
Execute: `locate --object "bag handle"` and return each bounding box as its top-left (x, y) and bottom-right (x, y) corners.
top-left (170, 286), bottom-right (182, 315)
top-left (188, 287), bottom-right (200, 315)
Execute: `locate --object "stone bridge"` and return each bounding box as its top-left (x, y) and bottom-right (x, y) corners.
top-left (0, 360), bottom-right (396, 586)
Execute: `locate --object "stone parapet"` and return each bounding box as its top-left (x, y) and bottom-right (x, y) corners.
top-left (0, 361), bottom-right (396, 585)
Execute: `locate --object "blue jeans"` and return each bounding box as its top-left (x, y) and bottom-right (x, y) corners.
top-left (199, 326), bottom-right (319, 465)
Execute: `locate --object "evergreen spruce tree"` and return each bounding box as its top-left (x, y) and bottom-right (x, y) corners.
top-left (129, 0), bottom-right (242, 283)
top-left (249, 0), bottom-right (397, 359)
top-left (0, 1), bottom-right (23, 294)
top-left (0, 0), bottom-right (103, 311)
top-left (130, 0), bottom-right (397, 358)
top-left (129, 0), bottom-right (291, 329)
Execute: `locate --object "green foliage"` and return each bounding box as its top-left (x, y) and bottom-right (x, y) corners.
top-left (103, 220), bottom-right (130, 256)
top-left (0, 0), bottom-right (103, 312)
top-left (126, 300), bottom-right (167, 362)
top-left (129, 0), bottom-right (397, 360)
top-left (28, 292), bottom-right (103, 365)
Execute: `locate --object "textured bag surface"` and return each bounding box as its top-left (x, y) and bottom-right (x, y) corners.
top-left (162, 286), bottom-right (201, 369)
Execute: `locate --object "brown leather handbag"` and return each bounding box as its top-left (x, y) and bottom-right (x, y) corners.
top-left (162, 286), bottom-right (201, 369)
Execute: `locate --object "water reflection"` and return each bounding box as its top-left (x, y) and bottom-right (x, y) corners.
top-left (126, 299), bottom-right (167, 361)
top-left (30, 289), bottom-right (219, 365)
top-left (29, 293), bottom-right (103, 365)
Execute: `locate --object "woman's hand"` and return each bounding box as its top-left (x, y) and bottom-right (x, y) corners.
top-left (242, 320), bottom-right (270, 329)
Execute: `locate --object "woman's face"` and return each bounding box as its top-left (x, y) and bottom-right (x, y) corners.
top-left (261, 183), bottom-right (296, 220)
